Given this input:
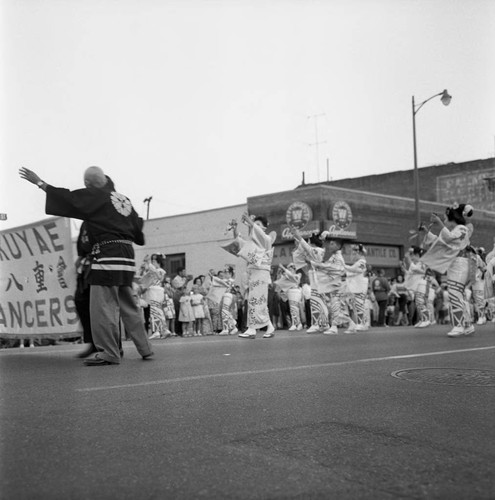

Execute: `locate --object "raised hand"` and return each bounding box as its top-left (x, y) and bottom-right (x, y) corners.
top-left (430, 213), bottom-right (443, 225)
top-left (19, 167), bottom-right (42, 185)
top-left (241, 212), bottom-right (254, 227)
top-left (290, 226), bottom-right (302, 241)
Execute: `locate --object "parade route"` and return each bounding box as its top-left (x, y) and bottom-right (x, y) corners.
top-left (1, 324), bottom-right (495, 499)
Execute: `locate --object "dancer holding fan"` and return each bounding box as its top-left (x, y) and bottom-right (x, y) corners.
top-left (222, 213), bottom-right (276, 339)
top-left (419, 203), bottom-right (476, 337)
top-left (274, 263), bottom-right (303, 331)
top-left (344, 244), bottom-right (369, 332)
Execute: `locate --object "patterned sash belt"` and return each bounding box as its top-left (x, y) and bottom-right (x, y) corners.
top-left (92, 239), bottom-right (133, 256)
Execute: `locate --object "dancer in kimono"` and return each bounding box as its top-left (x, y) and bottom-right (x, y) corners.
top-left (292, 228), bottom-right (356, 335)
top-left (206, 270), bottom-right (230, 334)
top-left (229, 214), bottom-right (276, 339)
top-left (419, 203), bottom-right (475, 337)
top-left (344, 244), bottom-right (369, 331)
top-left (291, 229), bottom-right (328, 332)
top-left (472, 248), bottom-right (487, 325)
top-left (219, 266), bottom-right (238, 335)
top-left (142, 254), bottom-right (169, 339)
top-left (274, 263), bottom-right (303, 331)
top-left (484, 238), bottom-right (495, 322)
top-left (425, 270), bottom-right (440, 325)
top-left (403, 246), bottom-right (430, 328)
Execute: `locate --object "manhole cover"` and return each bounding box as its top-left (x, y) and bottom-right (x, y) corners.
top-left (391, 368), bottom-right (495, 387)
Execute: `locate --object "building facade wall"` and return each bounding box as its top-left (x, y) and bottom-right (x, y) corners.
top-left (321, 157), bottom-right (495, 210)
top-left (248, 184), bottom-right (495, 271)
top-left (135, 204), bottom-right (247, 279)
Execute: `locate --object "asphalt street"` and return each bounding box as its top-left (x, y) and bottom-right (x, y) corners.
top-left (1, 324), bottom-right (495, 500)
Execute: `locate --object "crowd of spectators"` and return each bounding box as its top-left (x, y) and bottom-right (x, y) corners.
top-left (2, 247), bottom-right (491, 349)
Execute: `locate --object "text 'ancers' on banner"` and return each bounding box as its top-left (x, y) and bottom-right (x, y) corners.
top-left (0, 217), bottom-right (81, 339)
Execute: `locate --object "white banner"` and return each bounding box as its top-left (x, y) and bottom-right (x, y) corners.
top-left (0, 217), bottom-right (82, 339)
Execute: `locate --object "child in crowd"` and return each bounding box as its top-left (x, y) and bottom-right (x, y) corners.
top-left (163, 276), bottom-right (176, 335)
top-left (191, 285), bottom-right (205, 336)
top-left (385, 292), bottom-right (397, 326)
top-left (179, 290), bottom-right (195, 337)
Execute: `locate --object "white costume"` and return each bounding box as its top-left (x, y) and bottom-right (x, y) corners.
top-left (472, 253), bottom-right (486, 324)
top-left (344, 257), bottom-right (368, 330)
top-left (297, 237), bottom-right (353, 334)
top-left (236, 222), bottom-right (275, 336)
top-left (274, 265), bottom-right (303, 331)
top-left (404, 259), bottom-right (429, 327)
top-left (421, 221), bottom-right (474, 335)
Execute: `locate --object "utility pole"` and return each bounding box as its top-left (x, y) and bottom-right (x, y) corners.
top-left (143, 196), bottom-right (152, 220)
top-left (308, 113), bottom-right (326, 182)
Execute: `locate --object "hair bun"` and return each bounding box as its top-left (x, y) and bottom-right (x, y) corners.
top-left (463, 204), bottom-right (474, 217)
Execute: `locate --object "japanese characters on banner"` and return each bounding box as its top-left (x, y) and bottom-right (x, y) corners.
top-left (0, 217), bottom-right (81, 339)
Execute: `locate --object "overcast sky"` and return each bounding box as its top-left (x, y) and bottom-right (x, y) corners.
top-left (1, 0), bottom-right (494, 230)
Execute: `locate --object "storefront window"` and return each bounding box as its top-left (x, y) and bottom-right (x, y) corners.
top-left (165, 253), bottom-right (185, 277)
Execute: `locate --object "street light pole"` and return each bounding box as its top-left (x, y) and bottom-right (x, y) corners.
top-left (143, 196), bottom-right (152, 220)
top-left (411, 89), bottom-right (452, 240)
top-left (412, 95), bottom-right (420, 233)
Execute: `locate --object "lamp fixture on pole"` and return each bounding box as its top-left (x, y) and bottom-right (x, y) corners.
top-left (412, 89), bottom-right (452, 238)
top-left (143, 196), bottom-right (153, 220)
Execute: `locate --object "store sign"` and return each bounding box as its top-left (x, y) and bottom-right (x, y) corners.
top-left (285, 201), bottom-right (313, 230)
top-left (271, 243), bottom-right (297, 267)
top-left (331, 200), bottom-right (353, 229)
top-left (326, 223), bottom-right (357, 240)
top-left (325, 200), bottom-right (357, 239)
top-left (342, 244), bottom-right (400, 267)
top-left (281, 220), bottom-right (320, 241)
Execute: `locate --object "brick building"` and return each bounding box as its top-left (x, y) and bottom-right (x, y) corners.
top-left (321, 157), bottom-right (495, 211)
top-left (136, 158), bottom-right (495, 280)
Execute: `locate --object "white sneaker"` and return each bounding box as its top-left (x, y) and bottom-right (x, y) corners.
top-left (463, 325), bottom-right (475, 336)
top-left (288, 325), bottom-right (297, 331)
top-left (355, 324), bottom-right (367, 332)
top-left (262, 331), bottom-right (275, 338)
top-left (447, 326), bottom-right (465, 337)
top-left (417, 320), bottom-right (431, 328)
top-left (266, 323), bottom-right (275, 335)
top-left (219, 330), bottom-right (229, 336)
top-left (296, 324), bottom-right (303, 331)
top-left (229, 327), bottom-right (238, 335)
top-left (476, 317), bottom-right (486, 325)
top-left (239, 329), bottom-right (256, 339)
top-left (345, 321), bottom-right (357, 334)
top-left (306, 325), bottom-right (321, 333)
top-left (323, 325), bottom-right (339, 335)
top-left (149, 332), bottom-right (161, 339)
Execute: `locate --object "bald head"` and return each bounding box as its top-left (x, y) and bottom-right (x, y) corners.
top-left (84, 166), bottom-right (108, 188)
